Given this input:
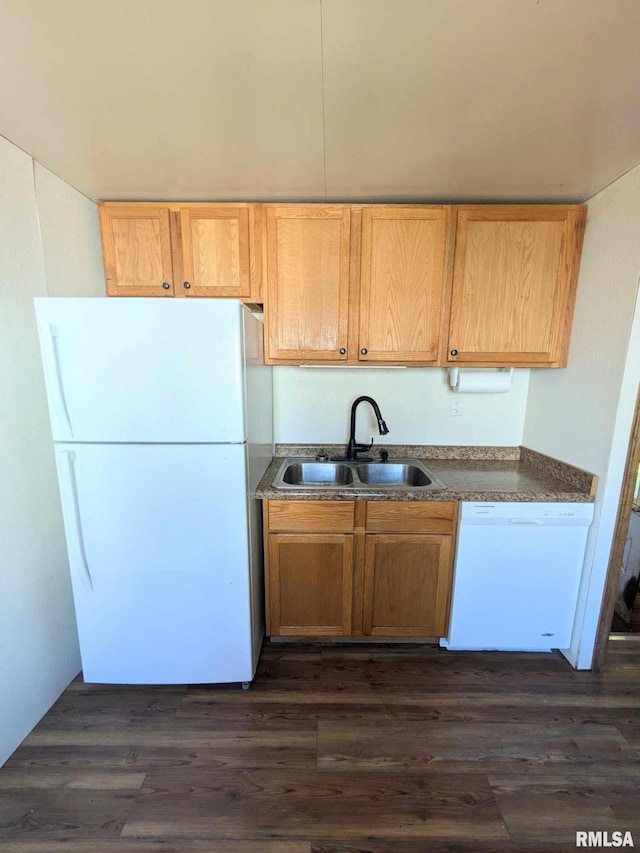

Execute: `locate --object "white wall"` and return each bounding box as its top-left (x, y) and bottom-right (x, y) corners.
top-left (34, 162), bottom-right (104, 297)
top-left (523, 163), bottom-right (640, 668)
top-left (0, 139), bottom-right (101, 766)
top-left (274, 366), bottom-right (530, 446)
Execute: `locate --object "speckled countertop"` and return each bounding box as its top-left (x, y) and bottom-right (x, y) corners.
top-left (255, 445), bottom-right (597, 503)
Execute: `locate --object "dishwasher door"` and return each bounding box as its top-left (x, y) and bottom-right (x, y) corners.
top-left (441, 502), bottom-right (594, 652)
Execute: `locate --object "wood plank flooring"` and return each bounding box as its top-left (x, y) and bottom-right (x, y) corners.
top-left (1, 640), bottom-right (640, 851)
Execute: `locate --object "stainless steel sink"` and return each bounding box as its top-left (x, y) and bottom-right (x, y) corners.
top-left (280, 462), bottom-right (354, 486)
top-left (272, 458), bottom-right (446, 490)
top-left (356, 462), bottom-right (432, 486)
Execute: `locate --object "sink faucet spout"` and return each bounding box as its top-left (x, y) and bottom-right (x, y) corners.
top-left (346, 396), bottom-right (390, 462)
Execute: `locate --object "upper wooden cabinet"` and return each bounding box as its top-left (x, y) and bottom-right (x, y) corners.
top-left (99, 205), bottom-right (174, 297)
top-left (265, 202), bottom-right (586, 368)
top-left (179, 207), bottom-right (251, 298)
top-left (99, 202), bottom-right (260, 301)
top-left (359, 207), bottom-right (449, 363)
top-left (444, 205), bottom-right (587, 367)
top-left (265, 206), bottom-right (352, 362)
top-left (100, 200), bottom-right (587, 368)
top-left (264, 204), bottom-right (449, 365)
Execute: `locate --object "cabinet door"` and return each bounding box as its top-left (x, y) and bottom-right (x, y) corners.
top-left (267, 533), bottom-right (353, 636)
top-left (99, 205), bottom-right (174, 296)
top-left (446, 205), bottom-right (586, 367)
top-left (265, 206), bottom-right (351, 362)
top-left (179, 206), bottom-right (251, 298)
top-left (363, 534), bottom-right (453, 636)
top-left (359, 207), bottom-right (448, 363)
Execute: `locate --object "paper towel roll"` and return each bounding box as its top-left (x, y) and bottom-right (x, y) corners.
top-left (448, 368), bottom-right (513, 393)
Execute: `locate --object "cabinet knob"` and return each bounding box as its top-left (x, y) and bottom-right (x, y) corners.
top-left (450, 349), bottom-right (458, 357)
top-left (339, 348), bottom-right (346, 355)
top-left (183, 281), bottom-right (191, 289)
top-left (360, 348), bottom-right (368, 355)
top-left (162, 282), bottom-right (170, 290)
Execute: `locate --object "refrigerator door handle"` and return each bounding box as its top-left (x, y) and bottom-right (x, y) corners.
top-left (48, 324), bottom-right (74, 437)
top-left (64, 451), bottom-right (94, 590)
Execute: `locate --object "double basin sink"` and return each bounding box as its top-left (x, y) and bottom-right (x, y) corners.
top-left (272, 457), bottom-right (447, 491)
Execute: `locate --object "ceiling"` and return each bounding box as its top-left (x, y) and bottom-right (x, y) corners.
top-left (1, 0), bottom-right (639, 203)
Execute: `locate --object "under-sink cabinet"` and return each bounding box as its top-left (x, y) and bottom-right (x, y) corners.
top-left (263, 500), bottom-right (457, 638)
top-left (98, 202), bottom-right (261, 301)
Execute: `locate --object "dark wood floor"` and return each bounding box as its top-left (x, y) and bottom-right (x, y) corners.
top-left (1, 640), bottom-right (640, 852)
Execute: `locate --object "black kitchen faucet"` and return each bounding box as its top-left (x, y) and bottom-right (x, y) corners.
top-left (345, 396), bottom-right (389, 461)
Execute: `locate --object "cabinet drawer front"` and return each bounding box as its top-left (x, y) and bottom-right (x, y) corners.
top-left (267, 500), bottom-right (355, 533)
top-left (365, 501), bottom-right (456, 533)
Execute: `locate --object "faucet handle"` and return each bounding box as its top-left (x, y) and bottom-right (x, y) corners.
top-left (352, 438), bottom-right (374, 460)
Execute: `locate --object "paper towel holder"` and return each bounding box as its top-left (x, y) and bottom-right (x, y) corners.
top-left (448, 366), bottom-right (514, 392)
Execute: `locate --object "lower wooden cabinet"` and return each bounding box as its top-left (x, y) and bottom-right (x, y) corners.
top-left (267, 533), bottom-right (353, 636)
top-left (363, 534), bottom-right (453, 636)
top-left (263, 499), bottom-right (457, 638)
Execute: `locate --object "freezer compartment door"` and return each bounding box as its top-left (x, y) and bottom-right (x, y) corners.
top-left (35, 298), bottom-right (246, 442)
top-left (54, 443), bottom-right (257, 684)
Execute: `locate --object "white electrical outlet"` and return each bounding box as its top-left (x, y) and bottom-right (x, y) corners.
top-left (450, 397), bottom-right (464, 417)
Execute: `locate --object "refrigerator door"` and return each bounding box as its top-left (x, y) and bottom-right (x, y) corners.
top-left (241, 309), bottom-right (273, 664)
top-left (54, 442), bottom-right (257, 684)
top-left (35, 298), bottom-right (246, 443)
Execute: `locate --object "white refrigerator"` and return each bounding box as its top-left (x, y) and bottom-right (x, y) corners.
top-left (34, 298), bottom-right (273, 686)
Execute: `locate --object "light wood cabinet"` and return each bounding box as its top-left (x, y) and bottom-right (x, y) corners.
top-left (267, 534), bottom-right (354, 636)
top-left (263, 499), bottom-right (457, 638)
top-left (358, 207), bottom-right (449, 363)
top-left (363, 534), bottom-right (453, 636)
top-left (99, 202), bottom-right (261, 301)
top-left (444, 205), bottom-right (586, 367)
top-left (264, 204), bottom-right (449, 365)
top-left (99, 205), bottom-right (174, 297)
top-left (265, 206), bottom-right (352, 361)
top-left (266, 500), bottom-right (355, 533)
top-left (361, 501), bottom-right (455, 637)
top-left (264, 501), bottom-right (355, 636)
top-left (179, 207), bottom-right (251, 298)
top-left (100, 200), bottom-right (587, 368)
top-left (265, 202), bottom-right (586, 368)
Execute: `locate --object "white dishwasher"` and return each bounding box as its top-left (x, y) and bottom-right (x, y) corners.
top-left (441, 502), bottom-right (594, 652)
